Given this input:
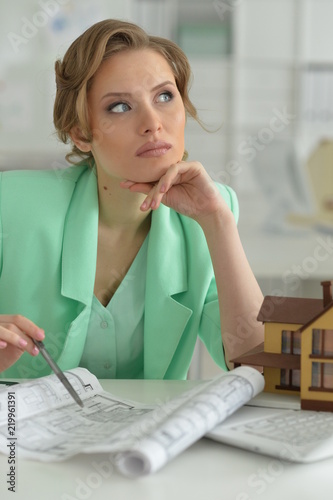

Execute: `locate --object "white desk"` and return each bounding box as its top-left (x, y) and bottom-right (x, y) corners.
top-left (1, 379), bottom-right (332, 500)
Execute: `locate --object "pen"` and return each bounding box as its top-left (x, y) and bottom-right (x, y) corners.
top-left (32, 339), bottom-right (84, 408)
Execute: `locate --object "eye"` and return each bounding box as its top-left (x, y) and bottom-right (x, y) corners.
top-left (107, 102), bottom-right (131, 113)
top-left (157, 91), bottom-right (173, 103)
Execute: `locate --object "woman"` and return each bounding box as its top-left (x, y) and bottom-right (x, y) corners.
top-left (0, 19), bottom-right (263, 379)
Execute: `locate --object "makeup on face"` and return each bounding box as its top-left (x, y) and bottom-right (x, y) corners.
top-left (85, 49), bottom-right (186, 185)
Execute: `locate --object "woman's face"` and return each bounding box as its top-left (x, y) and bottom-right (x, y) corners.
top-left (84, 48), bottom-right (186, 184)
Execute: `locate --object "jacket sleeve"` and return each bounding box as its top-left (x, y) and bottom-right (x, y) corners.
top-left (198, 183), bottom-right (239, 371)
top-left (0, 173), bottom-right (3, 276)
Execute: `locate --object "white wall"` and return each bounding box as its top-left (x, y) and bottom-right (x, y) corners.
top-left (0, 0), bottom-right (136, 167)
top-left (1, 0), bottom-right (333, 379)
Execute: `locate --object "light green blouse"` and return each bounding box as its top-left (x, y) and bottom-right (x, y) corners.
top-left (79, 236), bottom-right (149, 379)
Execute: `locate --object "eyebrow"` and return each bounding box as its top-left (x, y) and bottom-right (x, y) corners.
top-left (100, 80), bottom-right (176, 102)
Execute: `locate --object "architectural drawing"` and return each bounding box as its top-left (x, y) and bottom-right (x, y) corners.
top-left (0, 366), bottom-right (264, 475)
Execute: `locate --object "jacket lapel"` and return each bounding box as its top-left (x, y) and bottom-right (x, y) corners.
top-left (56, 167), bottom-right (99, 370)
top-left (144, 205), bottom-right (193, 379)
top-left (58, 168), bottom-right (193, 377)
top-left (61, 167), bottom-right (99, 305)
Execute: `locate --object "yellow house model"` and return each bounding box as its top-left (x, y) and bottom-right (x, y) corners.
top-left (231, 281), bottom-right (333, 411)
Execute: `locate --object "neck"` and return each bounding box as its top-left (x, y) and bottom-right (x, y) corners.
top-left (97, 173), bottom-right (150, 232)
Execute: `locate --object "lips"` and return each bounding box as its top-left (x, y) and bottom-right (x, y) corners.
top-left (135, 141), bottom-right (172, 158)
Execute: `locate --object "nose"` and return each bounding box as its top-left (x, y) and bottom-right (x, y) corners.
top-left (138, 104), bottom-right (162, 135)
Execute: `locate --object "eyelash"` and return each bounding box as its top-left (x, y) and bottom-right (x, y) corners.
top-left (158, 90), bottom-right (174, 103)
top-left (106, 90), bottom-right (174, 113)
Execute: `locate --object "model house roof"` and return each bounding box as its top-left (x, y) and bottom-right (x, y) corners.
top-left (232, 281), bottom-right (333, 368)
top-left (257, 296), bottom-right (324, 325)
top-left (297, 301), bottom-right (333, 333)
top-left (232, 299), bottom-right (333, 367)
top-left (230, 342), bottom-right (300, 369)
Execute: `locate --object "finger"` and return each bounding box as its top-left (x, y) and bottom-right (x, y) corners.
top-left (141, 165), bottom-right (181, 211)
top-left (121, 182), bottom-right (161, 211)
top-left (0, 315), bottom-right (44, 356)
top-left (1, 315), bottom-right (44, 341)
top-left (140, 185), bottom-right (162, 211)
top-left (119, 180), bottom-right (136, 188)
top-left (120, 181), bottom-right (155, 195)
top-left (0, 324), bottom-right (39, 356)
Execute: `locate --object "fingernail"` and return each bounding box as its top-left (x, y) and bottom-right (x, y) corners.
top-left (19, 338), bottom-right (28, 348)
top-left (32, 346), bottom-right (39, 356)
top-left (0, 340), bottom-right (7, 349)
top-left (141, 201), bottom-right (147, 210)
top-left (151, 200), bottom-right (156, 209)
top-left (36, 329), bottom-right (44, 340)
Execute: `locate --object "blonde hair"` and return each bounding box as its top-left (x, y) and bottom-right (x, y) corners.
top-left (53, 19), bottom-right (197, 164)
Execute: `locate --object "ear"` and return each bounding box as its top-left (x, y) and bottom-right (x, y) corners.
top-left (70, 126), bottom-right (92, 153)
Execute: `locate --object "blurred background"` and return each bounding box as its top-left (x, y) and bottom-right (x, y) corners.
top-left (1, 0), bottom-right (333, 375)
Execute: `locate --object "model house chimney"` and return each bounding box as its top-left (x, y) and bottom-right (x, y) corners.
top-left (321, 281), bottom-right (333, 307)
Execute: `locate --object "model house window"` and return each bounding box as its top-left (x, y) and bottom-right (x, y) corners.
top-left (281, 330), bottom-right (301, 354)
top-left (312, 329), bottom-right (333, 357)
top-left (311, 362), bottom-right (333, 390)
top-left (280, 331), bottom-right (301, 389)
top-left (280, 368), bottom-right (300, 389)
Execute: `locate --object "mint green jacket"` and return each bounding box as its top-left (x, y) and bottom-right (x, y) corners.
top-left (0, 163), bottom-right (238, 380)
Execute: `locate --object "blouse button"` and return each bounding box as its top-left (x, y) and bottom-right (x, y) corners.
top-left (100, 321), bottom-right (108, 329)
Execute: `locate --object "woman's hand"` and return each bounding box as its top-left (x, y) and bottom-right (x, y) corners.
top-left (121, 159), bottom-right (264, 366)
top-left (120, 161), bottom-right (229, 223)
top-left (0, 315), bottom-right (44, 373)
